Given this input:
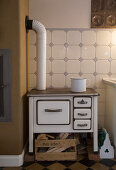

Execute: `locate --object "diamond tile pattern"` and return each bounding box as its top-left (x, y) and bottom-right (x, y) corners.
top-left (28, 29), bottom-right (116, 127)
top-left (64, 43), bottom-right (69, 48)
top-left (108, 58), bottom-right (112, 62)
top-left (49, 42), bottom-right (54, 47)
top-left (1, 155), bottom-right (116, 170)
top-left (64, 57), bottom-right (69, 62)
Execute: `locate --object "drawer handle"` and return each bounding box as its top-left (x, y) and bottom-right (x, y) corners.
top-left (78, 99), bottom-right (88, 104)
top-left (77, 123), bottom-right (87, 127)
top-left (45, 109), bottom-right (62, 112)
top-left (78, 113), bottom-right (87, 116)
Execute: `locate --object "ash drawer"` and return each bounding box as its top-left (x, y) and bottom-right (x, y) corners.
top-left (74, 120), bottom-right (91, 130)
top-left (37, 100), bottom-right (70, 125)
top-left (74, 97), bottom-right (91, 108)
top-left (74, 109), bottom-right (91, 119)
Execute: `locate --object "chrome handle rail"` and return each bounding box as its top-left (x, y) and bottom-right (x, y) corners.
top-left (45, 109), bottom-right (62, 112)
top-left (78, 113), bottom-right (87, 116)
top-left (77, 124), bottom-right (87, 127)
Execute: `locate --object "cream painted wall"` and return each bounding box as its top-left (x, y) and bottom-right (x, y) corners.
top-left (29, 0), bottom-right (91, 28)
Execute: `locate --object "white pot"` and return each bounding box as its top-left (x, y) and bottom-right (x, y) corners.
top-left (71, 78), bottom-right (86, 92)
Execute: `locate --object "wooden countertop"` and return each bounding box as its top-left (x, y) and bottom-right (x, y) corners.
top-left (27, 88), bottom-right (99, 97)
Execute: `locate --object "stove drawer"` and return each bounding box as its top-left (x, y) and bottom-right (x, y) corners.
top-left (74, 120), bottom-right (91, 130)
top-left (37, 100), bottom-right (70, 125)
top-left (74, 97), bottom-right (91, 107)
top-left (74, 109), bottom-right (91, 119)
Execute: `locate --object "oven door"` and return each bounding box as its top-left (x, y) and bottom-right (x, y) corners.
top-left (37, 100), bottom-right (70, 125)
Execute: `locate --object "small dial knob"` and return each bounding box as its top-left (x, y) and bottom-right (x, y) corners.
top-left (92, 15), bottom-right (103, 26)
top-left (106, 15), bottom-right (116, 26)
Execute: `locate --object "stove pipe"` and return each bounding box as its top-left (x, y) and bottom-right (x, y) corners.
top-left (26, 17), bottom-right (46, 90)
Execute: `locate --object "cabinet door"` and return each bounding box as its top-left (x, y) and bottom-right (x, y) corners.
top-left (0, 50), bottom-right (12, 122)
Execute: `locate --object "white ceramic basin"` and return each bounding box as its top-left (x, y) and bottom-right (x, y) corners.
top-left (103, 78), bottom-right (116, 88)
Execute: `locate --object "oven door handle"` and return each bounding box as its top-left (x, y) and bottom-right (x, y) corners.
top-left (45, 109), bottom-right (62, 112)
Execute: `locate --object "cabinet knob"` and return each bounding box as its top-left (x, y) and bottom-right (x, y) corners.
top-left (0, 84), bottom-right (8, 88)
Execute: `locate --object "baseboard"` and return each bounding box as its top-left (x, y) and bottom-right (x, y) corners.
top-left (0, 150), bottom-right (24, 167)
top-left (0, 141), bottom-right (28, 167)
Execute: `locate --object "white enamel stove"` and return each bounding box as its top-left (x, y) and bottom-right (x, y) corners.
top-left (28, 88), bottom-right (99, 153)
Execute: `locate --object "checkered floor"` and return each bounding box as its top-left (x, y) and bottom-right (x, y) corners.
top-left (1, 154), bottom-right (116, 170)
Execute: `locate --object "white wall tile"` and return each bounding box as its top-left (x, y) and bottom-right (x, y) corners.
top-left (67, 46), bottom-right (80, 59)
top-left (111, 60), bottom-right (116, 73)
top-left (46, 74), bottom-right (51, 88)
top-left (96, 46), bottom-right (110, 59)
top-left (29, 30), bottom-right (36, 45)
top-left (111, 46), bottom-right (116, 59)
top-left (97, 31), bottom-right (111, 45)
top-left (52, 45), bottom-right (66, 59)
top-left (52, 31), bottom-right (66, 44)
top-left (47, 45), bottom-right (52, 59)
top-left (96, 74), bottom-right (109, 88)
top-left (112, 31), bottom-right (116, 45)
top-left (67, 31), bottom-right (81, 45)
top-left (82, 46), bottom-right (95, 59)
top-left (66, 74), bottom-right (80, 87)
top-left (52, 74), bottom-right (65, 88)
top-left (96, 89), bottom-right (105, 102)
top-left (82, 31), bottom-right (96, 45)
top-left (67, 60), bottom-right (80, 73)
top-left (52, 60), bottom-right (65, 73)
top-left (81, 60), bottom-right (95, 73)
top-left (82, 74), bottom-right (95, 88)
top-left (29, 45), bottom-right (36, 59)
top-left (47, 30), bottom-right (51, 44)
top-left (28, 60), bottom-right (36, 74)
top-left (96, 60), bottom-right (110, 73)
top-left (46, 60), bottom-right (51, 73)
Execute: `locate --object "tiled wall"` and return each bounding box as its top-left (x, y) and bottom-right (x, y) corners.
top-left (29, 29), bottom-right (116, 127)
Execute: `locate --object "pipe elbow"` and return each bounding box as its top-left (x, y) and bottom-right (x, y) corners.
top-left (32, 20), bottom-right (46, 35)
